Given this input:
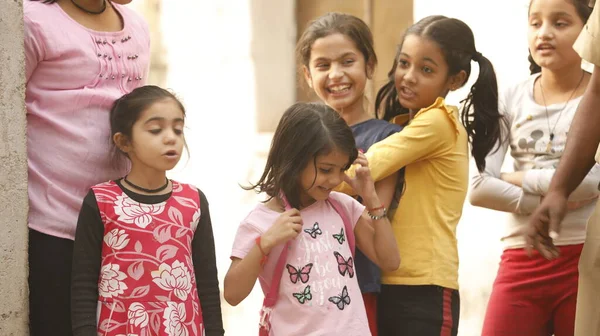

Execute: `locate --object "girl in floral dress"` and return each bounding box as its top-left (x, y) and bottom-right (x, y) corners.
top-left (71, 85), bottom-right (224, 336)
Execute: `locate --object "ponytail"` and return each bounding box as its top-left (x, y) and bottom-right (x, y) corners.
top-left (461, 54), bottom-right (505, 172)
top-left (381, 16), bottom-right (506, 172)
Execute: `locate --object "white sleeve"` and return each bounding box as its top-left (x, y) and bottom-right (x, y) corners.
top-left (522, 164), bottom-right (600, 200)
top-left (469, 91), bottom-right (541, 215)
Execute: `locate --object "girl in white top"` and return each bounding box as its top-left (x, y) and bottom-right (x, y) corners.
top-left (470, 0), bottom-right (599, 335)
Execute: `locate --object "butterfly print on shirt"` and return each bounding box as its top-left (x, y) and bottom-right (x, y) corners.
top-left (286, 263), bottom-right (313, 284)
top-left (333, 251), bottom-right (354, 278)
top-left (332, 228), bottom-right (345, 245)
top-left (328, 286), bottom-right (350, 310)
top-left (304, 222), bottom-right (322, 239)
top-left (293, 285), bottom-right (312, 304)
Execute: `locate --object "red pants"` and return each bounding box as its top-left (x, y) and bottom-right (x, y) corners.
top-left (363, 292), bottom-right (378, 336)
top-left (482, 244), bottom-right (582, 336)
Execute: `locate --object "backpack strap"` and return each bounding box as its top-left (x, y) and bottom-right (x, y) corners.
top-left (262, 241), bottom-right (290, 308)
top-left (327, 197), bottom-right (355, 256)
top-left (261, 194), bottom-right (293, 311)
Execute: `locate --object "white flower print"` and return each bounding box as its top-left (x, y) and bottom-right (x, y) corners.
top-left (163, 302), bottom-right (188, 336)
top-left (98, 264), bottom-right (128, 298)
top-left (127, 302), bottom-right (149, 328)
top-left (151, 261), bottom-right (192, 300)
top-left (114, 194), bottom-right (165, 228)
top-left (190, 209), bottom-right (200, 231)
top-left (104, 229), bottom-right (130, 250)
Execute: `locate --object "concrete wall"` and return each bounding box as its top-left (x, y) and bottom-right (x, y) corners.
top-left (129, 0), bottom-right (168, 87)
top-left (0, 0), bottom-right (29, 335)
top-left (251, 0), bottom-right (296, 133)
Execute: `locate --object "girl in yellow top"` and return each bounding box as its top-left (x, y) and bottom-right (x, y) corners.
top-left (337, 16), bottom-right (505, 336)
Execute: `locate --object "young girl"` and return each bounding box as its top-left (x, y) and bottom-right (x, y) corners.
top-left (223, 102), bottom-right (400, 336)
top-left (336, 15), bottom-right (505, 336)
top-left (25, 0), bottom-right (150, 334)
top-left (296, 12), bottom-right (403, 334)
top-left (71, 86), bottom-right (224, 336)
top-left (470, 1), bottom-right (598, 335)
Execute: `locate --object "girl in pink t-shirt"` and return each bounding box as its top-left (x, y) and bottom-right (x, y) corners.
top-left (224, 102), bottom-right (400, 336)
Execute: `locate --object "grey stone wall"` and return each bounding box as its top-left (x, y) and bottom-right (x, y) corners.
top-left (0, 0), bottom-right (29, 334)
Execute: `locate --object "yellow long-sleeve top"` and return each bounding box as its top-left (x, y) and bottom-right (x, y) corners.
top-left (339, 97), bottom-right (468, 289)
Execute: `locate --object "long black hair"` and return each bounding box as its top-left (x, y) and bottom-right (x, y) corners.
top-left (375, 15), bottom-right (505, 172)
top-left (246, 103), bottom-right (358, 209)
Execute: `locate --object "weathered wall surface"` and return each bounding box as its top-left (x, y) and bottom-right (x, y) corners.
top-left (0, 0), bottom-right (29, 335)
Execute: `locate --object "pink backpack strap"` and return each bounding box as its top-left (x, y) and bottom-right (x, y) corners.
top-left (262, 241), bottom-right (290, 308)
top-left (259, 195), bottom-right (292, 334)
top-left (259, 242), bottom-right (289, 335)
top-left (327, 197), bottom-right (355, 256)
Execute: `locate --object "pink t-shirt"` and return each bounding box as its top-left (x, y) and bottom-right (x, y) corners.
top-left (24, 1), bottom-right (150, 239)
top-left (231, 192), bottom-right (371, 336)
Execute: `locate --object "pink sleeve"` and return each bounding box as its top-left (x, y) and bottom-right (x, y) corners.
top-left (24, 16), bottom-right (45, 83)
top-left (330, 192), bottom-right (365, 229)
top-left (230, 220), bottom-right (261, 260)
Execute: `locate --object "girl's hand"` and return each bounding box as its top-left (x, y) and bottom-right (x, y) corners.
top-left (353, 152), bottom-right (369, 168)
top-left (260, 209), bottom-right (303, 254)
top-left (344, 153), bottom-right (376, 200)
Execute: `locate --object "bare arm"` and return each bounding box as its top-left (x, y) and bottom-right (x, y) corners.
top-left (223, 209), bottom-right (302, 306)
top-left (222, 247), bottom-right (265, 307)
top-left (374, 172), bottom-right (399, 210)
top-left (345, 160), bottom-right (400, 271)
top-left (354, 193), bottom-right (400, 272)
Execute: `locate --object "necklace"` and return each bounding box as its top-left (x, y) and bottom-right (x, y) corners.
top-left (539, 71), bottom-right (584, 153)
top-left (71, 0), bottom-right (107, 15)
top-left (124, 176), bottom-right (169, 193)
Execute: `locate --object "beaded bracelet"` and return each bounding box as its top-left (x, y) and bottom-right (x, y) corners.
top-left (368, 207), bottom-right (388, 220)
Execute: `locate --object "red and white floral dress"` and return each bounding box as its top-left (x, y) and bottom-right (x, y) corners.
top-left (92, 180), bottom-right (204, 336)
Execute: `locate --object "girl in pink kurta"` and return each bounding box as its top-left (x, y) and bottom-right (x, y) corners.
top-left (71, 86), bottom-right (224, 336)
top-left (25, 1), bottom-right (150, 334)
top-left (223, 102), bottom-right (401, 336)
